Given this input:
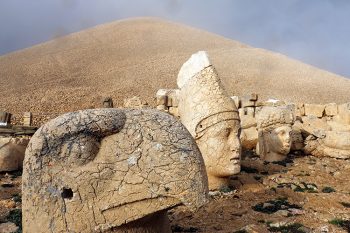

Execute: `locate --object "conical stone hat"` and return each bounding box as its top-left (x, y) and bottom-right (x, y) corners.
top-left (177, 51), bottom-right (240, 139)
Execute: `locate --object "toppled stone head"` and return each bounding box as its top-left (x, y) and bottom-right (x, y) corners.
top-left (22, 108), bottom-right (208, 233)
top-left (177, 51), bottom-right (241, 190)
top-left (256, 106), bottom-right (294, 162)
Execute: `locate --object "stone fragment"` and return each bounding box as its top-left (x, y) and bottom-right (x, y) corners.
top-left (177, 51), bottom-right (241, 190)
top-left (123, 96), bottom-right (148, 108)
top-left (0, 137), bottom-right (29, 172)
top-left (325, 103), bottom-right (338, 116)
top-left (304, 104), bottom-right (325, 117)
top-left (156, 105), bottom-right (168, 112)
top-left (23, 112), bottom-right (32, 126)
top-left (336, 102), bottom-right (350, 125)
top-left (22, 108), bottom-right (208, 233)
top-left (241, 127), bottom-right (258, 150)
top-left (169, 107), bottom-right (179, 117)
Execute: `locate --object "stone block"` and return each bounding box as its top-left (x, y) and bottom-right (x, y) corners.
top-left (337, 103), bottom-right (350, 125)
top-left (156, 95), bottom-right (167, 106)
top-left (294, 103), bottom-right (305, 117)
top-left (240, 127), bottom-right (258, 150)
top-left (156, 105), bottom-right (168, 112)
top-left (325, 103), bottom-right (338, 116)
top-left (23, 112), bottom-right (32, 126)
top-left (169, 107), bottom-right (179, 117)
top-left (304, 104), bottom-right (325, 118)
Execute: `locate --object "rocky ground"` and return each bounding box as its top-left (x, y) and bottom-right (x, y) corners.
top-left (1, 152), bottom-right (350, 233)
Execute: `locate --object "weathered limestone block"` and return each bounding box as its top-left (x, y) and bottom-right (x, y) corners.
top-left (245, 107), bottom-right (255, 117)
top-left (240, 127), bottom-right (258, 150)
top-left (304, 104), bottom-right (325, 118)
top-left (177, 51), bottom-right (241, 190)
top-left (156, 105), bottom-right (168, 112)
top-left (0, 137), bottom-right (29, 172)
top-left (156, 89), bottom-right (180, 107)
top-left (22, 108), bottom-right (208, 233)
top-left (325, 103), bottom-right (338, 116)
top-left (335, 103), bottom-right (350, 125)
top-left (23, 112), bottom-right (32, 126)
top-left (256, 107), bottom-right (294, 162)
top-left (304, 131), bottom-right (350, 159)
top-left (123, 96), bottom-right (148, 108)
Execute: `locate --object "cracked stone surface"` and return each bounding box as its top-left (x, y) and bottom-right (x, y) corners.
top-left (256, 107), bottom-right (294, 162)
top-left (22, 108), bottom-right (208, 233)
top-left (177, 51), bottom-right (241, 190)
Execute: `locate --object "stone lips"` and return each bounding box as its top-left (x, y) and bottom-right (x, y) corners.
top-left (1, 17), bottom-right (350, 118)
top-left (22, 108), bottom-right (208, 233)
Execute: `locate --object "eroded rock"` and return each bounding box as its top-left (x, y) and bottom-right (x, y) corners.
top-left (22, 108), bottom-right (208, 233)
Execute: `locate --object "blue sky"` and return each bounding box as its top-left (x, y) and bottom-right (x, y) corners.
top-left (0, 0), bottom-right (349, 78)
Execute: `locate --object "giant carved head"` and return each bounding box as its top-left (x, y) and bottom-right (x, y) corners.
top-left (22, 109), bottom-right (208, 233)
top-left (177, 51), bottom-right (241, 190)
top-left (256, 106), bottom-right (294, 162)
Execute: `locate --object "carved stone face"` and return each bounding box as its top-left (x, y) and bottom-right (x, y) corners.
top-left (268, 126), bottom-right (292, 155)
top-left (196, 120), bottom-right (241, 189)
top-left (22, 109), bottom-right (208, 233)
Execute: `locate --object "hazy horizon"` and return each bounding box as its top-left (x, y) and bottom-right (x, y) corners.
top-left (0, 0), bottom-right (349, 78)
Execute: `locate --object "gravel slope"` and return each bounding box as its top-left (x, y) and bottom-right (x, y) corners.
top-left (0, 17), bottom-right (349, 116)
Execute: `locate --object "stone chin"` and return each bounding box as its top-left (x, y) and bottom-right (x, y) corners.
top-left (212, 163), bottom-right (241, 177)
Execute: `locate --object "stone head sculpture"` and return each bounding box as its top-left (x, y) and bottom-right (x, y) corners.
top-left (256, 107), bottom-right (294, 162)
top-left (22, 108), bottom-right (208, 233)
top-left (177, 51), bottom-right (241, 190)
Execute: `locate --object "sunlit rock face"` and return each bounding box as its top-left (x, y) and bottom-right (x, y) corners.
top-left (22, 108), bottom-right (208, 233)
top-left (256, 106), bottom-right (294, 162)
top-left (177, 51), bottom-right (241, 190)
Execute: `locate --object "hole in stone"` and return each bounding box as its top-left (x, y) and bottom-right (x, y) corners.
top-left (61, 188), bottom-right (73, 199)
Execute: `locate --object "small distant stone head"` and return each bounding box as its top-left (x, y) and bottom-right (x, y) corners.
top-left (22, 108), bottom-right (208, 233)
top-left (177, 51), bottom-right (241, 190)
top-left (256, 106), bottom-right (294, 162)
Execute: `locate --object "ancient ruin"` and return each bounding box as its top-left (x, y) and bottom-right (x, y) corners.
top-left (0, 137), bottom-right (29, 172)
top-left (22, 108), bottom-right (208, 233)
top-left (176, 51), bottom-right (241, 190)
top-left (256, 106), bottom-right (294, 162)
top-left (302, 103), bottom-right (350, 159)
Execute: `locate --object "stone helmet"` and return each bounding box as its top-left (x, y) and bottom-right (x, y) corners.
top-left (22, 108), bottom-right (208, 233)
